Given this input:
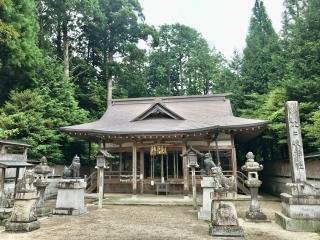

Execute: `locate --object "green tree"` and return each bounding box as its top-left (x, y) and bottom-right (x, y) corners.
top-left (81, 0), bottom-right (156, 106)
top-left (37, 0), bottom-right (97, 78)
top-left (147, 24), bottom-right (224, 96)
top-left (241, 0), bottom-right (284, 94)
top-left (0, 0), bottom-right (41, 104)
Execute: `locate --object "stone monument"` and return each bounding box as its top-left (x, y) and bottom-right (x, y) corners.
top-left (53, 155), bottom-right (87, 216)
top-left (5, 170), bottom-right (40, 232)
top-left (275, 101), bottom-right (320, 232)
top-left (33, 156), bottom-right (52, 216)
top-left (209, 165), bottom-right (244, 239)
top-left (241, 152), bottom-right (267, 222)
top-left (198, 153), bottom-right (215, 220)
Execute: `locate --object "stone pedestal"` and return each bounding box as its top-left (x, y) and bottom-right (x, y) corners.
top-left (245, 183), bottom-right (267, 222)
top-left (209, 201), bottom-right (245, 239)
top-left (198, 177), bottom-right (214, 220)
top-left (53, 179), bottom-right (87, 216)
top-left (34, 180), bottom-right (51, 217)
top-left (5, 191), bottom-right (40, 232)
top-left (275, 190), bottom-right (320, 232)
top-left (275, 102), bottom-right (320, 232)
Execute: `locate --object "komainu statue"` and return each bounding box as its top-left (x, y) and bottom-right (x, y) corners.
top-left (63, 155), bottom-right (81, 178)
top-left (202, 153), bottom-right (216, 176)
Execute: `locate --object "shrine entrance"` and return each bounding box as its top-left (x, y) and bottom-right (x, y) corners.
top-left (143, 151), bottom-right (183, 182)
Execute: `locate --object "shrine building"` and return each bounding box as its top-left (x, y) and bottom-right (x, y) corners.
top-left (61, 94), bottom-right (269, 195)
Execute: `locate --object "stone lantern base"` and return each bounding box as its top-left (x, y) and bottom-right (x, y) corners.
top-left (5, 191), bottom-right (40, 232)
top-left (245, 210), bottom-right (268, 222)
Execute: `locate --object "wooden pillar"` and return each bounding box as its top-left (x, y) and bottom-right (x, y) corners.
top-left (150, 156), bottom-right (152, 179)
top-left (231, 134), bottom-right (238, 192)
top-left (173, 153), bottom-right (176, 179)
top-left (182, 145), bottom-right (189, 196)
top-left (176, 152), bottom-right (179, 179)
top-left (119, 152), bottom-right (123, 174)
top-left (98, 166), bottom-right (104, 208)
top-left (140, 150), bottom-right (144, 194)
top-left (15, 167), bottom-right (20, 186)
top-left (161, 154), bottom-right (164, 183)
top-left (0, 168), bottom-right (5, 193)
top-left (166, 154), bottom-right (169, 181)
top-left (132, 143), bottom-right (137, 195)
top-left (214, 138), bottom-right (220, 166)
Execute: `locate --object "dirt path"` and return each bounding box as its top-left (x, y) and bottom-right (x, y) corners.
top-left (0, 202), bottom-right (319, 240)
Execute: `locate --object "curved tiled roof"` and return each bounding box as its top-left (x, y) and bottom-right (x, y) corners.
top-left (61, 94), bottom-right (269, 137)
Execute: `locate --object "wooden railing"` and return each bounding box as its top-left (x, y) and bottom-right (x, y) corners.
top-left (85, 169), bottom-right (251, 195)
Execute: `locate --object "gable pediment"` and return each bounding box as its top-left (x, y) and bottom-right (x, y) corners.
top-left (132, 101), bottom-right (184, 121)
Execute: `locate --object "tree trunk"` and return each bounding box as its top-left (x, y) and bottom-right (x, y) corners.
top-left (56, 18), bottom-right (63, 59)
top-left (62, 17), bottom-right (69, 78)
top-left (107, 51), bottom-right (114, 107)
top-left (179, 57), bottom-right (185, 95)
top-left (63, 40), bottom-right (70, 77)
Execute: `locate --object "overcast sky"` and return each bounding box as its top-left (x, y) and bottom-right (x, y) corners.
top-left (139, 0), bottom-right (284, 59)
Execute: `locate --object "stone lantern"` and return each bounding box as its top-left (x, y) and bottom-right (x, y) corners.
top-left (33, 156), bottom-right (52, 216)
top-left (186, 150), bottom-right (199, 168)
top-left (181, 147), bottom-right (200, 209)
top-left (241, 152), bottom-right (267, 221)
top-left (96, 150), bottom-right (112, 209)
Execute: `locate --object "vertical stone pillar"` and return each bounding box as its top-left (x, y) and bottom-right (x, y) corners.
top-left (132, 143), bottom-right (137, 195)
top-left (140, 150), bottom-right (144, 194)
top-left (285, 101), bottom-right (306, 183)
top-left (275, 101), bottom-right (320, 232)
top-left (182, 145), bottom-right (188, 196)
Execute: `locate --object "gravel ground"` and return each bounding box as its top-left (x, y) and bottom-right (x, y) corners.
top-left (0, 201), bottom-right (319, 240)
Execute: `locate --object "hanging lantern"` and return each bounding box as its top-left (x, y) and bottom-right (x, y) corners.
top-left (181, 147), bottom-right (199, 168)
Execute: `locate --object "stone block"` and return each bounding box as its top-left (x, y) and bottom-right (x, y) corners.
top-left (198, 208), bottom-right (211, 221)
top-left (53, 207), bottom-right (87, 216)
top-left (0, 208), bottom-right (12, 226)
top-left (5, 220), bottom-right (40, 232)
top-left (10, 198), bottom-right (38, 222)
top-left (275, 211), bottom-right (320, 232)
top-left (209, 225), bottom-right (245, 239)
top-left (214, 202), bottom-right (238, 226)
top-left (57, 179), bottom-right (86, 189)
top-left (198, 188), bottom-right (214, 220)
top-left (245, 210), bottom-right (268, 222)
top-left (53, 179), bottom-right (87, 216)
top-left (280, 193), bottom-right (320, 219)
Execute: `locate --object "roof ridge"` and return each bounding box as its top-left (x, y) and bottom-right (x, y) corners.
top-left (112, 93), bottom-right (232, 105)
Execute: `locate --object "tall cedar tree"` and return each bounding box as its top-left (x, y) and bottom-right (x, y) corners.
top-left (0, 0), bottom-right (41, 104)
top-left (81, 0), bottom-right (156, 106)
top-left (241, 0), bottom-right (283, 94)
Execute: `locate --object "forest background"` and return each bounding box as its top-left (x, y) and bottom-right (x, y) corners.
top-left (0, 0), bottom-right (319, 165)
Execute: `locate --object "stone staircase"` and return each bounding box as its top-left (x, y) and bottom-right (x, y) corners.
top-left (236, 171), bottom-right (250, 195)
top-left (86, 171), bottom-right (97, 193)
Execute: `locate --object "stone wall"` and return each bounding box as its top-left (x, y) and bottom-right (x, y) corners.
top-left (262, 159), bottom-right (320, 196)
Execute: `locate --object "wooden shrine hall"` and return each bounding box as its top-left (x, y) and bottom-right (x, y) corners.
top-left (61, 94), bottom-right (269, 195)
